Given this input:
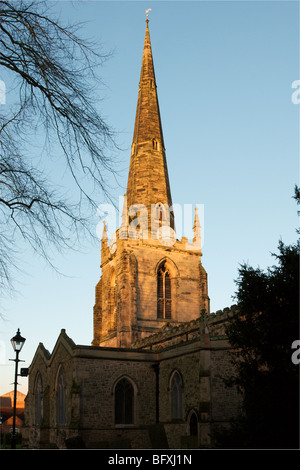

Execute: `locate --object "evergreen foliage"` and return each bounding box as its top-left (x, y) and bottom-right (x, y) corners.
top-left (215, 188), bottom-right (299, 448)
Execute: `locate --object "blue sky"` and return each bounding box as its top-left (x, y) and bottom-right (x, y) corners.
top-left (0, 0), bottom-right (299, 395)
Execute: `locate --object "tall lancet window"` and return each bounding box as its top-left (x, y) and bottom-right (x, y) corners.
top-left (171, 371), bottom-right (183, 420)
top-left (110, 272), bottom-right (117, 330)
top-left (35, 373), bottom-right (43, 426)
top-left (157, 262), bottom-right (171, 319)
top-left (114, 378), bottom-right (134, 425)
top-left (56, 366), bottom-right (66, 426)
top-left (189, 411), bottom-right (198, 436)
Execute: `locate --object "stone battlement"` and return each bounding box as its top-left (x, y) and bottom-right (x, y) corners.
top-left (133, 305), bottom-right (238, 350)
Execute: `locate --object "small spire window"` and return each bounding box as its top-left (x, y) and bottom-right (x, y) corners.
top-left (152, 139), bottom-right (158, 150)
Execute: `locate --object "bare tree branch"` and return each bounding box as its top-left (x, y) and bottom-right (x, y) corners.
top-left (0, 1), bottom-right (119, 298)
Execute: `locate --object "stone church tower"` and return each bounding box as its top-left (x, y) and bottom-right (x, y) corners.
top-left (92, 20), bottom-right (210, 348)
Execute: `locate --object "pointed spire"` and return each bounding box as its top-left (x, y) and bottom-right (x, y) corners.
top-left (126, 19), bottom-right (174, 231)
top-left (131, 17), bottom-right (164, 147)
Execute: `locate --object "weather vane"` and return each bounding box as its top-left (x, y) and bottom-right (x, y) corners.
top-left (146, 8), bottom-right (151, 21)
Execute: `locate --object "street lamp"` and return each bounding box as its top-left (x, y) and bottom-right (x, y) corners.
top-left (10, 329), bottom-right (26, 449)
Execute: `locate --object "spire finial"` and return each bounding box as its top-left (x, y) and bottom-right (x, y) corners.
top-left (146, 8), bottom-right (151, 23)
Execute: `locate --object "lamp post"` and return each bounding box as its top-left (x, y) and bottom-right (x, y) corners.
top-left (10, 329), bottom-right (26, 449)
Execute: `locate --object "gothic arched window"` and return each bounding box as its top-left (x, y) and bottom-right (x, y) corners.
top-left (34, 373), bottom-right (43, 426)
top-left (110, 272), bottom-right (117, 330)
top-left (114, 378), bottom-right (134, 425)
top-left (56, 366), bottom-right (66, 426)
top-left (189, 411), bottom-right (198, 436)
top-left (171, 371), bottom-right (183, 420)
top-left (157, 262), bottom-right (171, 319)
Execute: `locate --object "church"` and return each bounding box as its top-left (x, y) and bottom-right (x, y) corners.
top-left (23, 19), bottom-right (241, 449)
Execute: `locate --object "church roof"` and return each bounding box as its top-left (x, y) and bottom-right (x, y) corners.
top-left (132, 306), bottom-right (238, 351)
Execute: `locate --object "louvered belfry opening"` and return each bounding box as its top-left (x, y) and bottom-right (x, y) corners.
top-left (157, 262), bottom-right (172, 319)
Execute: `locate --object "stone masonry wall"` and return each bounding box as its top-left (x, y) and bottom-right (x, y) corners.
top-left (95, 234), bottom-right (209, 348)
top-left (24, 321), bottom-right (241, 449)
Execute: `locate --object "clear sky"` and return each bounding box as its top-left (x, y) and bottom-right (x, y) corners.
top-left (0, 0), bottom-right (299, 396)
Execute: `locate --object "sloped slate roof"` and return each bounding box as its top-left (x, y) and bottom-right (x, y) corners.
top-left (133, 305), bottom-right (238, 350)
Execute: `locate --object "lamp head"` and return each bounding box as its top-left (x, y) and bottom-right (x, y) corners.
top-left (11, 329), bottom-right (26, 353)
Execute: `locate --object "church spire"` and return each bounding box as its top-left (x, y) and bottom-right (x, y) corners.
top-left (132, 18), bottom-right (164, 148)
top-left (126, 18), bottom-right (174, 232)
